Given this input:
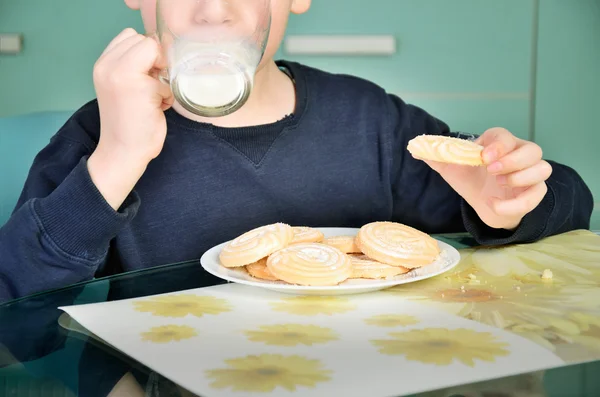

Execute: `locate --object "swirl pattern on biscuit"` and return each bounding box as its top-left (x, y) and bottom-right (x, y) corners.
top-left (219, 223), bottom-right (293, 268)
top-left (356, 222), bottom-right (440, 268)
top-left (267, 243), bottom-right (352, 286)
top-left (291, 227), bottom-right (325, 244)
top-left (407, 135), bottom-right (483, 166)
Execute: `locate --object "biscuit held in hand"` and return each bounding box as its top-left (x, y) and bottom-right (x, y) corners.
top-left (356, 222), bottom-right (440, 268)
top-left (267, 243), bottom-right (352, 286)
top-left (417, 128), bottom-right (553, 230)
top-left (219, 223), bottom-right (294, 268)
top-left (407, 135), bottom-right (484, 166)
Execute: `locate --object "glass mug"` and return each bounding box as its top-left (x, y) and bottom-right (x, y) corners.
top-left (155, 0), bottom-right (271, 117)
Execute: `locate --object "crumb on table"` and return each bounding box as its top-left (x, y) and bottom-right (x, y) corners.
top-left (541, 269), bottom-right (553, 280)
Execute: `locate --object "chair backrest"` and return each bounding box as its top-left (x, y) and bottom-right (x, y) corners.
top-left (0, 111), bottom-right (73, 226)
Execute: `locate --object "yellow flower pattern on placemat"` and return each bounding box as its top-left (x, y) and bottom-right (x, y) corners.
top-left (372, 328), bottom-right (510, 367)
top-left (364, 314), bottom-right (420, 328)
top-left (243, 324), bottom-right (339, 346)
top-left (141, 325), bottom-right (198, 343)
top-left (206, 354), bottom-right (332, 392)
top-left (270, 296), bottom-right (357, 316)
top-left (384, 230), bottom-right (600, 361)
top-left (133, 294), bottom-right (232, 318)
top-left (472, 230), bottom-right (600, 284)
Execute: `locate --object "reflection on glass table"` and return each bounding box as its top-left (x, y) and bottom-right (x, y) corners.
top-left (0, 230), bottom-right (599, 397)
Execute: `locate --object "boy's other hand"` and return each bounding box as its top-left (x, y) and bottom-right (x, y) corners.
top-left (88, 28), bottom-right (174, 210)
top-left (421, 128), bottom-right (553, 231)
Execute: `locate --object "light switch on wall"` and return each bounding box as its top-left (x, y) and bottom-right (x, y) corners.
top-left (0, 34), bottom-right (23, 54)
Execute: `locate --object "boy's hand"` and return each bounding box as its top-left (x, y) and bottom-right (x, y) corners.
top-left (88, 29), bottom-right (174, 210)
top-left (93, 28), bottom-right (173, 163)
top-left (421, 128), bottom-right (553, 230)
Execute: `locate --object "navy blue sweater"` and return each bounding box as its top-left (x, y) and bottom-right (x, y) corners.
top-left (0, 61), bottom-right (594, 302)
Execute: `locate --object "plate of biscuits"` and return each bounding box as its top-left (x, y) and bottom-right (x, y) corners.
top-left (200, 221), bottom-right (460, 295)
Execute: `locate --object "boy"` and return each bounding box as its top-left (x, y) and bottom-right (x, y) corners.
top-left (0, 0), bottom-right (593, 303)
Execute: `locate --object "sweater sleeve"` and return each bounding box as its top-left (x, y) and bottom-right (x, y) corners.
top-left (0, 114), bottom-right (139, 303)
top-left (385, 93), bottom-right (594, 244)
top-left (386, 94), bottom-right (466, 234)
top-left (461, 160), bottom-right (594, 244)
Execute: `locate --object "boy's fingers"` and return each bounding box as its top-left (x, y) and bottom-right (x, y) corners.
top-left (153, 77), bottom-right (174, 110)
top-left (490, 182), bottom-right (547, 217)
top-left (153, 80), bottom-right (173, 103)
top-left (487, 142), bottom-right (544, 175)
top-left (160, 92), bottom-right (175, 111)
top-left (142, 33), bottom-right (168, 71)
top-left (94, 35), bottom-right (145, 82)
top-left (119, 37), bottom-right (163, 73)
top-left (102, 34), bottom-right (146, 63)
top-left (479, 128), bottom-right (519, 165)
top-left (421, 159), bottom-right (448, 174)
top-left (496, 161), bottom-right (552, 188)
top-left (101, 28), bottom-right (140, 57)
top-left (153, 51), bottom-right (168, 73)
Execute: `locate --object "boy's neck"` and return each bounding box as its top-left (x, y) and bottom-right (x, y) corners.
top-left (170, 60), bottom-right (295, 128)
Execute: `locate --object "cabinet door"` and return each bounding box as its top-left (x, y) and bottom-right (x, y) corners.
top-left (281, 0), bottom-right (536, 139)
top-left (534, 0), bottom-right (600, 218)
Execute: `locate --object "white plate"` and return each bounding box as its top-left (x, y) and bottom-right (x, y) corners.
top-left (200, 227), bottom-right (461, 295)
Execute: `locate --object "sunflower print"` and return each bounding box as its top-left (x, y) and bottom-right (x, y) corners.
top-left (243, 324), bottom-right (339, 346)
top-left (372, 327), bottom-right (510, 367)
top-left (141, 325), bottom-right (198, 343)
top-left (206, 354), bottom-right (332, 392)
top-left (382, 230), bottom-right (600, 359)
top-left (364, 314), bottom-right (420, 328)
top-left (133, 294), bottom-right (232, 318)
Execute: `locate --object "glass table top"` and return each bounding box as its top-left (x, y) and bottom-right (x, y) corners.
top-left (1, 231), bottom-right (599, 397)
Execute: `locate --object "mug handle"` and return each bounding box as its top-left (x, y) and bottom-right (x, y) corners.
top-left (145, 32), bottom-right (170, 85)
top-left (157, 69), bottom-right (171, 85)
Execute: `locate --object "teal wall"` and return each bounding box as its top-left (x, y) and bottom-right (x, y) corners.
top-left (0, 0), bottom-right (143, 117)
top-left (534, 0), bottom-right (600, 217)
top-left (282, 0), bottom-right (535, 140)
top-left (0, 0), bottom-right (598, 205)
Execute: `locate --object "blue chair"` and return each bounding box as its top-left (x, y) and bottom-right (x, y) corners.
top-left (0, 111), bottom-right (73, 226)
